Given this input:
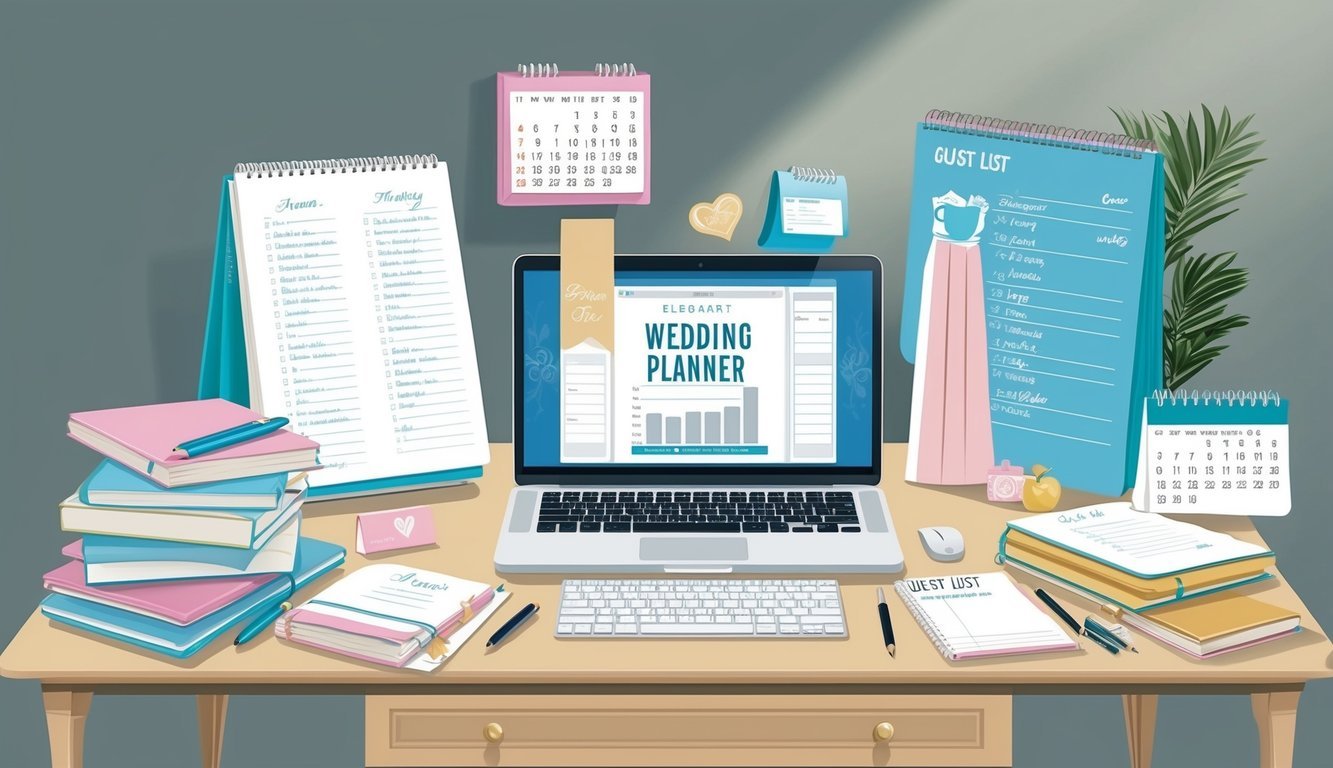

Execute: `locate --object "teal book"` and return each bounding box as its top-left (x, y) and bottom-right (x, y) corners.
top-left (75, 514), bottom-right (301, 585)
top-left (61, 475), bottom-right (305, 550)
top-left (40, 537), bottom-right (345, 658)
top-left (900, 111), bottom-right (1165, 497)
top-left (79, 459), bottom-right (290, 510)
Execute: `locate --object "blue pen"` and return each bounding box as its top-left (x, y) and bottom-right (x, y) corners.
top-left (234, 599), bottom-right (291, 646)
top-left (173, 417), bottom-right (291, 459)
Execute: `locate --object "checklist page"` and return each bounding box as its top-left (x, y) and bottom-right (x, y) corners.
top-left (230, 161), bottom-right (489, 489)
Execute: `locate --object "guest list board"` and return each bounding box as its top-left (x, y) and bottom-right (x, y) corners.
top-left (901, 112), bottom-right (1165, 497)
top-left (497, 63), bottom-right (651, 206)
top-left (228, 156), bottom-right (489, 493)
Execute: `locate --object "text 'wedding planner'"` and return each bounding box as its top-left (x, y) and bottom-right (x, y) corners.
top-left (216, 155), bottom-right (489, 497)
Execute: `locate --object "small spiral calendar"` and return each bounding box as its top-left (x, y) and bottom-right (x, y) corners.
top-left (497, 62), bottom-right (651, 206)
top-left (1132, 390), bottom-right (1291, 516)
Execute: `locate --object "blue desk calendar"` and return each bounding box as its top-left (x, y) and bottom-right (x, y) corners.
top-left (758, 166), bottom-right (849, 251)
top-left (901, 110), bottom-right (1166, 497)
top-left (1132, 390), bottom-right (1291, 516)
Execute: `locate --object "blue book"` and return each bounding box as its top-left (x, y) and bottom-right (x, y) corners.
top-left (60, 475), bottom-right (305, 549)
top-left (40, 537), bottom-right (345, 658)
top-left (900, 114), bottom-right (1165, 497)
top-left (79, 459), bottom-right (290, 511)
top-left (77, 514), bottom-right (301, 585)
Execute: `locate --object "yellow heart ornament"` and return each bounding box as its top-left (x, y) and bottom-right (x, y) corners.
top-left (689, 193), bottom-right (744, 241)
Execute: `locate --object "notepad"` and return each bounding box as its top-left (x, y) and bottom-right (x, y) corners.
top-left (895, 572), bottom-right (1078, 661)
top-left (224, 155), bottom-right (490, 497)
top-left (1004, 502), bottom-right (1272, 579)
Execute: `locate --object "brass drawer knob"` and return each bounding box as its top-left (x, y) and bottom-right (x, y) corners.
top-left (873, 721), bottom-right (895, 743)
top-left (483, 722), bottom-right (504, 743)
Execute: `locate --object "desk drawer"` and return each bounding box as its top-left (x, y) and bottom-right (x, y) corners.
top-left (365, 693), bottom-right (1011, 767)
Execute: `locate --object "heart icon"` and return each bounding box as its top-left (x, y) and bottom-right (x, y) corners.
top-left (393, 516), bottom-right (416, 539)
top-left (689, 193), bottom-right (744, 241)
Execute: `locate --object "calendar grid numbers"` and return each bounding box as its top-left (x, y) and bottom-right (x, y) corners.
top-left (1133, 390), bottom-right (1291, 517)
top-left (497, 66), bottom-right (651, 206)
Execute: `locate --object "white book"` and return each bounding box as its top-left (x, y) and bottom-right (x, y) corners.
top-left (1005, 502), bottom-right (1271, 578)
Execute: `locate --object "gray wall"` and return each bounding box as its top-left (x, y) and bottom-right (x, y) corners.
top-left (2, 1), bottom-right (1330, 765)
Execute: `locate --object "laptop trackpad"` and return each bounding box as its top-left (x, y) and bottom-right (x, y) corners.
top-left (640, 537), bottom-right (748, 561)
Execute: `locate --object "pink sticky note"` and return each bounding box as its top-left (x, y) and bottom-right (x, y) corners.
top-left (356, 505), bottom-right (436, 555)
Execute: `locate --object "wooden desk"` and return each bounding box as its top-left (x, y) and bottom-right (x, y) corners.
top-left (2, 445), bottom-right (1329, 768)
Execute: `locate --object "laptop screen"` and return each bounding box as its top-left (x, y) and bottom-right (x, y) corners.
top-left (516, 256), bottom-right (881, 481)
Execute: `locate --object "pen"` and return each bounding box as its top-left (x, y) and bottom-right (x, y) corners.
top-left (486, 602), bottom-right (539, 648)
top-left (172, 417), bottom-right (291, 459)
top-left (1034, 588), bottom-right (1116, 655)
top-left (234, 600), bottom-right (291, 646)
top-left (876, 586), bottom-right (896, 658)
top-left (1085, 616), bottom-right (1138, 653)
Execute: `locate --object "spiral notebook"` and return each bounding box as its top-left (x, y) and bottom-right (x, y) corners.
top-left (895, 572), bottom-right (1078, 661)
top-left (199, 155), bottom-right (490, 498)
top-left (1132, 390), bottom-right (1291, 516)
top-left (901, 110), bottom-right (1165, 496)
top-left (497, 62), bottom-right (651, 206)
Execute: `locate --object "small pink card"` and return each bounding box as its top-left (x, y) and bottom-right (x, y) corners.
top-left (356, 505), bottom-right (436, 555)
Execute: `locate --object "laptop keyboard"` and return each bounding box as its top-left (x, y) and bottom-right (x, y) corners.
top-left (536, 490), bottom-right (862, 533)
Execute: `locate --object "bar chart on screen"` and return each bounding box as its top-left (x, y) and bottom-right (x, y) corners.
top-left (631, 383), bottom-right (765, 456)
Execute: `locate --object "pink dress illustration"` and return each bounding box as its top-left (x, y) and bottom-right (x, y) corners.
top-left (906, 191), bottom-right (994, 485)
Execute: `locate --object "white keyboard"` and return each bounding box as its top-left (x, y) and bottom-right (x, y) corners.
top-left (555, 578), bottom-right (846, 637)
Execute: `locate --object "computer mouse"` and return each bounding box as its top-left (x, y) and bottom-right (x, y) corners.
top-left (918, 526), bottom-right (965, 562)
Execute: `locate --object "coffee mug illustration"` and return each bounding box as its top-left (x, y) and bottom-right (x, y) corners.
top-left (932, 191), bottom-right (989, 242)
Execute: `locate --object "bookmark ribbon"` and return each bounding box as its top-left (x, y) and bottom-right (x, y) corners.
top-left (560, 218), bottom-right (616, 351)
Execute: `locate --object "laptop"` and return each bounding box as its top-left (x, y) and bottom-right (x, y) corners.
top-left (496, 254), bottom-right (904, 574)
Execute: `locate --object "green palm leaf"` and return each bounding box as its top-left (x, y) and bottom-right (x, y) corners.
top-left (1112, 106), bottom-right (1264, 389)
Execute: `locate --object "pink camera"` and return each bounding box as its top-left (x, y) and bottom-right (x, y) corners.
top-left (987, 460), bottom-right (1025, 502)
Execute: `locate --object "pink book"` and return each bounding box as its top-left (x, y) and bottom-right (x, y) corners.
top-left (42, 559), bottom-right (277, 626)
top-left (67, 399), bottom-right (320, 487)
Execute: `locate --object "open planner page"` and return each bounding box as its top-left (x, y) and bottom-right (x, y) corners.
top-left (229, 161), bottom-right (489, 490)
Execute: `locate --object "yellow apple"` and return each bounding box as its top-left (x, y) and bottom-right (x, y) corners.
top-left (1022, 464), bottom-right (1062, 512)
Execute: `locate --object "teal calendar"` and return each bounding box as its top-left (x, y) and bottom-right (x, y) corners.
top-left (1132, 390), bottom-right (1291, 516)
top-left (901, 111), bottom-right (1165, 497)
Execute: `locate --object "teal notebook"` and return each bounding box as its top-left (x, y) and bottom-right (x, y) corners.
top-left (197, 169), bottom-right (485, 498)
top-left (900, 111), bottom-right (1165, 497)
top-left (79, 459), bottom-right (289, 511)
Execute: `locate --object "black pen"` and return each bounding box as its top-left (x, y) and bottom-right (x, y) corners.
top-left (876, 587), bottom-right (896, 658)
top-left (486, 602), bottom-right (540, 648)
top-left (1035, 588), bottom-right (1115, 655)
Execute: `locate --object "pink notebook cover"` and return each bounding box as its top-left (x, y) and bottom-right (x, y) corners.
top-left (43, 558), bottom-right (277, 625)
top-left (68, 399), bottom-right (319, 466)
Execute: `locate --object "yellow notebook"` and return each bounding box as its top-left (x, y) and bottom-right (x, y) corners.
top-left (1004, 530), bottom-right (1274, 599)
top-left (1109, 593), bottom-right (1300, 658)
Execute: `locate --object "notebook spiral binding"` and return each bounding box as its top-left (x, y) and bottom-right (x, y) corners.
top-left (789, 166), bottom-right (838, 183)
top-left (236, 155), bottom-right (439, 178)
top-left (924, 110), bottom-right (1157, 157)
top-left (1151, 389), bottom-right (1282, 407)
top-left (595, 62), bottom-right (637, 76)
top-left (896, 584), bottom-right (951, 659)
top-left (518, 62), bottom-right (559, 77)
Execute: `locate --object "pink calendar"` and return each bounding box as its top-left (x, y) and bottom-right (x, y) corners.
top-left (497, 63), bottom-right (650, 206)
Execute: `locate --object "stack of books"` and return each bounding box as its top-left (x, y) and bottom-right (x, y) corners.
top-left (39, 399), bottom-right (345, 658)
top-left (1000, 503), bottom-right (1300, 658)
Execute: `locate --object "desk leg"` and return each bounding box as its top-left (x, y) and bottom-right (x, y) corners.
top-left (197, 694), bottom-right (228, 768)
top-left (41, 687), bottom-right (92, 768)
top-left (1252, 689), bottom-right (1301, 768)
top-left (1122, 693), bottom-right (1157, 768)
